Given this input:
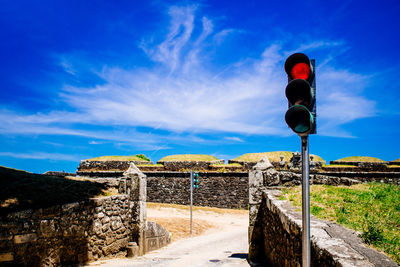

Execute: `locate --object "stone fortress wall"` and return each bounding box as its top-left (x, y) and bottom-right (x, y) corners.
top-left (0, 164), bottom-right (171, 267)
top-left (76, 154), bottom-right (400, 211)
top-left (146, 172), bottom-right (249, 209)
top-left (248, 157), bottom-right (397, 267)
top-left (3, 154), bottom-right (397, 266)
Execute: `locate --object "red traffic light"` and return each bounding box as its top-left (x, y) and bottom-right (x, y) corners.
top-left (291, 63), bottom-right (311, 80)
top-left (284, 53), bottom-right (313, 82)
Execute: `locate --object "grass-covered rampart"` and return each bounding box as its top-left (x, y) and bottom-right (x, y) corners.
top-left (280, 183), bottom-right (400, 263)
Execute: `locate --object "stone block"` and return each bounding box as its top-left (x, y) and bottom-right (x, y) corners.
top-left (0, 252), bottom-right (13, 262)
top-left (14, 233), bottom-right (37, 244)
top-left (126, 242), bottom-right (139, 258)
top-left (249, 204), bottom-right (260, 226)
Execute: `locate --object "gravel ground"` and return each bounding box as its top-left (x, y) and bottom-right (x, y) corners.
top-left (86, 204), bottom-right (250, 267)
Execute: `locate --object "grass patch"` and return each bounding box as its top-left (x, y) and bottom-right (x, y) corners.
top-left (233, 151), bottom-right (325, 163)
top-left (85, 155), bottom-right (150, 161)
top-left (0, 166), bottom-right (109, 215)
top-left (280, 183), bottom-right (400, 263)
top-left (336, 156), bottom-right (384, 162)
top-left (210, 163), bottom-right (242, 167)
top-left (388, 165), bottom-right (400, 168)
top-left (159, 154), bottom-right (219, 162)
top-left (323, 164), bottom-right (357, 168)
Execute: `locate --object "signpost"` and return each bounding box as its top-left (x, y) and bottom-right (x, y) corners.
top-left (284, 53), bottom-right (316, 267)
top-left (189, 170), bottom-right (199, 235)
top-left (190, 170), bottom-right (193, 235)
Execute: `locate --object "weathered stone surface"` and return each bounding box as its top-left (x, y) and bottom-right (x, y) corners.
top-left (147, 172), bottom-right (249, 209)
top-left (249, 189), bottom-right (397, 267)
top-left (156, 160), bottom-right (224, 171)
top-left (0, 252), bottom-right (14, 262)
top-left (143, 221), bottom-right (171, 253)
top-left (14, 233), bottom-right (37, 244)
top-left (0, 163), bottom-right (150, 266)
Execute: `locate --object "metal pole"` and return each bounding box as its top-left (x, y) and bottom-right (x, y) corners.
top-left (190, 170), bottom-right (193, 235)
top-left (301, 135), bottom-right (310, 267)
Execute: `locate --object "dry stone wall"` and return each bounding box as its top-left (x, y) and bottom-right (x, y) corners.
top-left (146, 172), bottom-right (249, 209)
top-left (156, 160), bottom-right (224, 171)
top-left (248, 157), bottom-right (397, 267)
top-left (0, 164), bottom-right (149, 267)
top-left (78, 160), bottom-right (152, 172)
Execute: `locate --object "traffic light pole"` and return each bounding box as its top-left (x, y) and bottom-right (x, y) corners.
top-left (190, 170), bottom-right (193, 235)
top-left (301, 135), bottom-right (311, 267)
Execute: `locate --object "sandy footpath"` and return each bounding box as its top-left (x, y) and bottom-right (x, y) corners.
top-left (86, 204), bottom-right (250, 267)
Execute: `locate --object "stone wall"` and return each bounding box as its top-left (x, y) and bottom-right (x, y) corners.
top-left (146, 172), bottom-right (249, 209)
top-left (0, 164), bottom-right (148, 267)
top-left (248, 157), bottom-right (397, 267)
top-left (78, 160), bottom-right (152, 172)
top-left (156, 160), bottom-right (224, 171)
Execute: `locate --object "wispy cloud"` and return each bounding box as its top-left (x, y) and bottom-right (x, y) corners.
top-left (224, 136), bottom-right (244, 142)
top-left (0, 5), bottom-right (376, 142)
top-left (0, 152), bottom-right (84, 161)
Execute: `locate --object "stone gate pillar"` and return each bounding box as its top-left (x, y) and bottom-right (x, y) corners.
top-left (248, 157), bottom-right (278, 262)
top-left (123, 163), bottom-right (147, 256)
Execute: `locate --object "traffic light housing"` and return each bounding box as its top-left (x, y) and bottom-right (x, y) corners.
top-left (284, 53), bottom-right (316, 135)
top-left (192, 172), bottom-right (199, 189)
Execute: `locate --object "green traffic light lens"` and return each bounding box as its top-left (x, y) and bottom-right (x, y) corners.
top-left (285, 105), bottom-right (314, 134)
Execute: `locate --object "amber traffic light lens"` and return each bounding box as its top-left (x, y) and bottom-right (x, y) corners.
top-left (291, 62), bottom-right (310, 80)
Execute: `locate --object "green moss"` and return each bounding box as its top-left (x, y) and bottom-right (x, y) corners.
top-left (336, 156), bottom-right (384, 162)
top-left (159, 154), bottom-right (219, 162)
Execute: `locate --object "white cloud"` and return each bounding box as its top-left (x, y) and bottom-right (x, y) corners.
top-left (0, 152), bottom-right (84, 161)
top-left (0, 5), bottom-right (376, 142)
top-left (224, 136), bottom-right (244, 142)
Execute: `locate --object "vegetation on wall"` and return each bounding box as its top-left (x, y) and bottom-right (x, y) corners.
top-left (280, 183), bottom-right (400, 264)
top-left (335, 156), bottom-right (384, 162)
top-left (85, 155), bottom-right (150, 162)
top-left (233, 151), bottom-right (325, 164)
top-left (158, 154), bottom-right (220, 162)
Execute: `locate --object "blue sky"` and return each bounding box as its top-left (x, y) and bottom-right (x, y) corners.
top-left (0, 0), bottom-right (399, 173)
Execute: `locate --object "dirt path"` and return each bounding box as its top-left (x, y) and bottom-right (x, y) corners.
top-left (86, 204), bottom-right (250, 267)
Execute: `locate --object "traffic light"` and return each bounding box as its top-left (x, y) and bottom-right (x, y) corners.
top-left (284, 53), bottom-right (316, 135)
top-left (192, 172), bottom-right (199, 189)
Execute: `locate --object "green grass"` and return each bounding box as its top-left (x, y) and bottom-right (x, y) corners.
top-left (0, 166), bottom-right (110, 215)
top-left (159, 154), bottom-right (219, 162)
top-left (85, 154), bottom-right (150, 161)
top-left (281, 183), bottom-right (400, 263)
top-left (232, 151), bottom-right (325, 164)
top-left (335, 156), bottom-right (384, 162)
top-left (323, 164), bottom-right (357, 168)
top-left (210, 163), bottom-right (242, 167)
